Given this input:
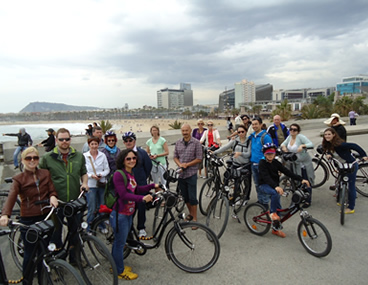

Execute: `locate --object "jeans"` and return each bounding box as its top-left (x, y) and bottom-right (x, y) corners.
top-left (13, 146), bottom-right (27, 167)
top-left (86, 187), bottom-right (105, 230)
top-left (110, 210), bottom-right (132, 274)
top-left (347, 163), bottom-right (358, 210)
top-left (252, 163), bottom-right (269, 205)
top-left (259, 184), bottom-right (281, 213)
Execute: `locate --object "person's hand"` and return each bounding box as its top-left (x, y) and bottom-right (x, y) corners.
top-left (181, 163), bottom-right (188, 169)
top-left (363, 156), bottom-right (368, 161)
top-left (0, 215), bottom-right (9, 227)
top-left (81, 184), bottom-right (89, 192)
top-left (301, 179), bottom-right (310, 187)
top-left (297, 145), bottom-right (304, 153)
top-left (275, 186), bottom-right (284, 195)
top-left (233, 152), bottom-right (241, 158)
top-left (37, 143), bottom-right (43, 147)
top-left (281, 146), bottom-right (288, 152)
top-left (50, 196), bottom-right (58, 208)
top-left (92, 174), bottom-right (101, 180)
top-left (143, 194), bottom-right (153, 203)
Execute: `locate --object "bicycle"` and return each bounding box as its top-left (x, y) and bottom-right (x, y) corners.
top-left (0, 178), bottom-right (21, 217)
top-left (243, 184), bottom-right (332, 257)
top-left (2, 210), bottom-right (85, 284)
top-left (91, 188), bottom-right (221, 273)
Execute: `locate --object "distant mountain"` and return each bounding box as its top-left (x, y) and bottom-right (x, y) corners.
top-left (20, 102), bottom-right (102, 113)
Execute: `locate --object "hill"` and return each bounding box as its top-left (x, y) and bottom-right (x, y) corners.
top-left (19, 102), bottom-right (101, 113)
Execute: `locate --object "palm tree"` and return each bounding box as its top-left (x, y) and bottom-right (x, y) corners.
top-left (99, 120), bottom-right (113, 133)
top-left (334, 96), bottom-right (353, 116)
top-left (271, 99), bottom-right (292, 121)
top-left (252, 105), bottom-right (262, 116)
top-left (301, 104), bottom-right (321, 119)
top-left (168, 120), bottom-right (183, 129)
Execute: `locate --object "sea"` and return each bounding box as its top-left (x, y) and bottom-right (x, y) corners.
top-left (0, 123), bottom-right (121, 143)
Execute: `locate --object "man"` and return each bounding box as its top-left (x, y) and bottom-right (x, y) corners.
top-left (348, 110), bottom-right (359, 126)
top-left (234, 113), bottom-right (242, 130)
top-left (39, 128), bottom-right (88, 263)
top-left (82, 126), bottom-right (106, 153)
top-left (2, 128), bottom-right (33, 169)
top-left (267, 115), bottom-right (289, 147)
top-left (122, 131), bottom-right (152, 238)
top-left (227, 114), bottom-right (253, 140)
top-left (249, 117), bottom-right (272, 209)
top-left (324, 113), bottom-right (347, 141)
top-left (174, 124), bottom-right (202, 222)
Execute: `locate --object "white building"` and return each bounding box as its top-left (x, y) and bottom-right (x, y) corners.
top-left (234, 79), bottom-right (256, 108)
top-left (157, 83), bottom-right (193, 109)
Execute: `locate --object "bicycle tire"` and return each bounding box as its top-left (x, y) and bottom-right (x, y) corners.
top-left (356, 163), bottom-right (368, 197)
top-left (9, 224), bottom-right (24, 271)
top-left (279, 176), bottom-right (296, 210)
top-left (297, 217), bottom-right (332, 257)
top-left (340, 184), bottom-right (347, 225)
top-left (152, 200), bottom-right (167, 235)
top-left (165, 222), bottom-right (220, 273)
top-left (232, 175), bottom-right (250, 214)
top-left (0, 192), bottom-right (21, 217)
top-left (243, 203), bottom-right (271, 236)
top-left (312, 158), bottom-right (329, 188)
top-left (198, 177), bottom-right (218, 216)
top-left (77, 234), bottom-right (118, 285)
top-left (205, 194), bottom-right (229, 239)
top-left (90, 214), bottom-right (114, 251)
top-left (40, 259), bottom-right (86, 284)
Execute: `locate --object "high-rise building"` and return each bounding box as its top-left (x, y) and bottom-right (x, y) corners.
top-left (234, 79), bottom-right (256, 108)
top-left (218, 88), bottom-right (235, 112)
top-left (157, 83), bottom-right (193, 109)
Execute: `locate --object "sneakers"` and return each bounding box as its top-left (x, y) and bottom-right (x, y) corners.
top-left (118, 268), bottom-right (138, 280)
top-left (100, 228), bottom-right (108, 234)
top-left (14, 166), bottom-right (19, 170)
top-left (242, 199), bottom-right (249, 207)
top-left (270, 213), bottom-right (280, 221)
top-left (138, 229), bottom-right (147, 238)
top-left (344, 208), bottom-right (355, 214)
top-left (329, 185), bottom-right (336, 191)
top-left (272, 229), bottom-right (286, 238)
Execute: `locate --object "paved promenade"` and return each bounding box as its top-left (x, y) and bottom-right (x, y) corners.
top-left (1, 117), bottom-right (368, 284)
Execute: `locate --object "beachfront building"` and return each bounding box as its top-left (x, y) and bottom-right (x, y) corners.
top-left (218, 88), bottom-right (235, 112)
top-left (336, 75), bottom-right (368, 95)
top-left (157, 83), bottom-right (193, 109)
top-left (234, 79), bottom-right (256, 108)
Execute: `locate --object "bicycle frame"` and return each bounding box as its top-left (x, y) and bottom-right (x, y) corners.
top-left (314, 150), bottom-right (339, 179)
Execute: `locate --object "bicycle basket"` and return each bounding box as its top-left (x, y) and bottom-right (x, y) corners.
top-left (338, 162), bottom-right (356, 174)
top-left (164, 169), bottom-right (179, 183)
top-left (164, 192), bottom-right (177, 208)
top-left (63, 196), bottom-right (87, 217)
top-left (25, 220), bottom-right (54, 244)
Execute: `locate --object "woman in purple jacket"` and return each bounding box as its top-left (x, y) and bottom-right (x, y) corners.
top-left (101, 131), bottom-right (121, 177)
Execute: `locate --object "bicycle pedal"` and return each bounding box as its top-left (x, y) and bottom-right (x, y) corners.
top-left (231, 214), bottom-right (238, 219)
top-left (140, 236), bottom-right (154, 240)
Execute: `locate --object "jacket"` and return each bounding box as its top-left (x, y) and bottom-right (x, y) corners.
top-left (200, 129), bottom-right (221, 147)
top-left (267, 123), bottom-right (289, 147)
top-left (133, 147), bottom-right (152, 186)
top-left (101, 147), bottom-right (121, 176)
top-left (39, 146), bottom-right (87, 202)
top-left (5, 132), bottom-right (33, 146)
top-left (213, 137), bottom-right (251, 165)
top-left (84, 150), bottom-right (110, 188)
top-left (41, 135), bottom-right (55, 152)
top-left (249, 130), bottom-right (272, 163)
top-left (1, 169), bottom-right (57, 217)
top-left (332, 124), bottom-right (347, 142)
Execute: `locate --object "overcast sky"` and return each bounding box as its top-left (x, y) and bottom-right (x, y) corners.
top-left (1, 0), bottom-right (367, 113)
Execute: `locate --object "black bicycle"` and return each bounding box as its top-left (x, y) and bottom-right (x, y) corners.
top-left (0, 178), bottom-right (21, 217)
top-left (91, 188), bottom-right (220, 273)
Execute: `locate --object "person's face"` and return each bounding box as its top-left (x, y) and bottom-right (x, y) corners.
top-left (181, 125), bottom-right (191, 140)
top-left (252, 120), bottom-right (261, 132)
top-left (197, 122), bottom-right (204, 129)
top-left (331, 118), bottom-right (338, 125)
top-left (93, 130), bottom-right (103, 139)
top-left (289, 126), bottom-right (299, 135)
top-left (273, 116), bottom-right (281, 126)
top-left (106, 137), bottom-right (116, 148)
top-left (89, 141), bottom-right (99, 151)
top-left (151, 127), bottom-right (159, 137)
top-left (56, 132), bottom-right (71, 151)
top-left (265, 152), bottom-right (276, 162)
top-left (207, 122), bottom-right (213, 129)
top-left (124, 152), bottom-right (137, 169)
top-left (23, 151), bottom-right (39, 171)
top-left (324, 131), bottom-right (335, 142)
top-left (242, 117), bottom-right (249, 124)
top-left (123, 137), bottom-right (136, 149)
top-left (237, 128), bottom-right (247, 138)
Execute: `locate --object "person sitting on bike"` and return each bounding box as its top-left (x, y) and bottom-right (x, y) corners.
top-left (322, 128), bottom-right (368, 214)
top-left (110, 149), bottom-right (159, 280)
top-left (213, 124), bottom-right (251, 205)
top-left (259, 143), bottom-right (310, 238)
top-left (0, 146), bottom-right (58, 282)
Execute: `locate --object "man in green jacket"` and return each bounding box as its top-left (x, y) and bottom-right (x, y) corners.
top-left (39, 128), bottom-right (88, 263)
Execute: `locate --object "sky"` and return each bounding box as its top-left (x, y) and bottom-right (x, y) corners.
top-left (1, 0), bottom-right (368, 113)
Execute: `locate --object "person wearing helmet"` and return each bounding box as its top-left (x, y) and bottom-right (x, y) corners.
top-left (82, 126), bottom-right (106, 153)
top-left (259, 143), bottom-right (310, 238)
top-left (101, 131), bottom-right (121, 176)
top-left (38, 128), bottom-right (56, 152)
top-left (122, 131), bottom-right (152, 238)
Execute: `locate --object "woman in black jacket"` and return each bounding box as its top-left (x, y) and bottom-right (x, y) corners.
top-left (38, 128), bottom-right (55, 152)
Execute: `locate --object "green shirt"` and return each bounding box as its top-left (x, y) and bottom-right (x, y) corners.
top-left (146, 136), bottom-right (167, 165)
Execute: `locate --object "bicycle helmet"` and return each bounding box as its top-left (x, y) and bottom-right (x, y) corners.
top-left (122, 131), bottom-right (136, 141)
top-left (262, 143), bottom-right (277, 154)
top-left (104, 131), bottom-right (117, 143)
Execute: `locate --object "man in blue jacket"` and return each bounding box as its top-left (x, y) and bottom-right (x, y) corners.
top-left (267, 115), bottom-right (289, 147)
top-left (123, 131), bottom-right (152, 238)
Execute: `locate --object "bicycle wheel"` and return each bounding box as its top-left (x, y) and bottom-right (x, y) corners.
top-left (297, 217), bottom-right (332, 257)
top-left (152, 200), bottom-right (167, 235)
top-left (77, 234), bottom-right (118, 285)
top-left (312, 158), bottom-right (329, 188)
top-left (279, 176), bottom-right (296, 210)
top-left (206, 194), bottom-right (229, 239)
top-left (356, 163), bottom-right (368, 197)
top-left (40, 259), bottom-right (85, 284)
top-left (243, 203), bottom-right (271, 236)
top-left (340, 184), bottom-right (347, 225)
top-left (9, 224), bottom-right (24, 271)
top-left (199, 177), bottom-right (217, 216)
top-left (90, 214), bottom-right (114, 251)
top-left (165, 222), bottom-right (220, 273)
top-left (232, 176), bottom-right (250, 214)
top-left (0, 192), bottom-right (21, 217)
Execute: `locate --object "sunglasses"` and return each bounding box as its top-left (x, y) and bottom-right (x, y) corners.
top-left (125, 156), bottom-right (137, 161)
top-left (289, 128), bottom-right (298, 132)
top-left (107, 139), bottom-right (115, 142)
top-left (238, 131), bottom-right (245, 134)
top-left (24, 156), bottom-right (40, 161)
top-left (124, 139), bottom-right (134, 143)
top-left (198, 123), bottom-right (204, 125)
top-left (58, 138), bottom-right (71, 142)
top-left (207, 124), bottom-right (213, 126)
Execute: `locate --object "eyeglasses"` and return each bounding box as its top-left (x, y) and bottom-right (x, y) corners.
top-left (125, 156), bottom-right (137, 161)
top-left (124, 139), bottom-right (134, 143)
top-left (238, 131), bottom-right (245, 134)
top-left (289, 128), bottom-right (298, 132)
top-left (58, 138), bottom-right (71, 142)
top-left (107, 140), bottom-right (115, 142)
top-left (207, 124), bottom-right (213, 126)
top-left (198, 123), bottom-right (204, 125)
top-left (24, 156), bottom-right (40, 161)
top-left (242, 118), bottom-right (249, 120)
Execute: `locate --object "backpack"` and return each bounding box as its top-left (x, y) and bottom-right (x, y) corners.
top-left (104, 170), bottom-right (127, 209)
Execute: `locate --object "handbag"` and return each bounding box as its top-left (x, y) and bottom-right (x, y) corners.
top-left (88, 156), bottom-right (106, 188)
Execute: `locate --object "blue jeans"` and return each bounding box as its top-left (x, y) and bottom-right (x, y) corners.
top-left (347, 163), bottom-right (358, 210)
top-left (110, 210), bottom-right (132, 274)
top-left (259, 184), bottom-right (281, 213)
top-left (178, 174), bottom-right (198, 205)
top-left (13, 146), bottom-right (27, 167)
top-left (252, 163), bottom-right (269, 205)
top-left (86, 187), bottom-right (105, 230)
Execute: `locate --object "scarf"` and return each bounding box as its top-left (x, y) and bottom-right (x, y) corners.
top-left (105, 145), bottom-right (117, 154)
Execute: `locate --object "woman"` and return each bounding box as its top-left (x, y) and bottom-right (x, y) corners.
top-left (227, 117), bottom-right (234, 135)
top-left (322, 128), bottom-right (368, 214)
top-left (213, 125), bottom-right (252, 203)
top-left (0, 146), bottom-right (58, 281)
top-left (281, 123), bottom-right (315, 206)
top-left (192, 119), bottom-right (207, 178)
top-left (146, 125), bottom-right (169, 185)
top-left (110, 149), bottom-right (158, 280)
top-left (83, 137), bottom-right (110, 231)
top-left (101, 131), bottom-right (121, 176)
top-left (38, 128), bottom-right (55, 152)
top-left (324, 113), bottom-right (347, 141)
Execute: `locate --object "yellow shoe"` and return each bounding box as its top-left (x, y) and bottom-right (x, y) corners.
top-left (118, 268), bottom-right (138, 280)
top-left (124, 266), bottom-right (132, 272)
top-left (337, 203), bottom-right (341, 206)
top-left (345, 208), bottom-right (355, 214)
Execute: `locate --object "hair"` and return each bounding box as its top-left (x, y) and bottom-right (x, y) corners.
top-left (197, 119), bottom-right (204, 124)
top-left (237, 125), bottom-right (247, 133)
top-left (261, 123), bottom-right (267, 130)
top-left (227, 117), bottom-right (231, 120)
top-left (252, 117), bottom-right (262, 124)
top-left (241, 114), bottom-right (250, 120)
top-left (150, 125), bottom-right (160, 136)
top-left (322, 127), bottom-right (344, 152)
top-left (207, 120), bottom-right (214, 126)
top-left (116, 149), bottom-right (139, 170)
top-left (92, 126), bottom-right (102, 133)
top-left (289, 123), bottom-right (301, 132)
top-left (93, 122), bottom-right (98, 126)
top-left (88, 137), bottom-right (100, 145)
top-left (56, 128), bottom-right (70, 138)
top-left (21, 146), bottom-right (39, 160)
